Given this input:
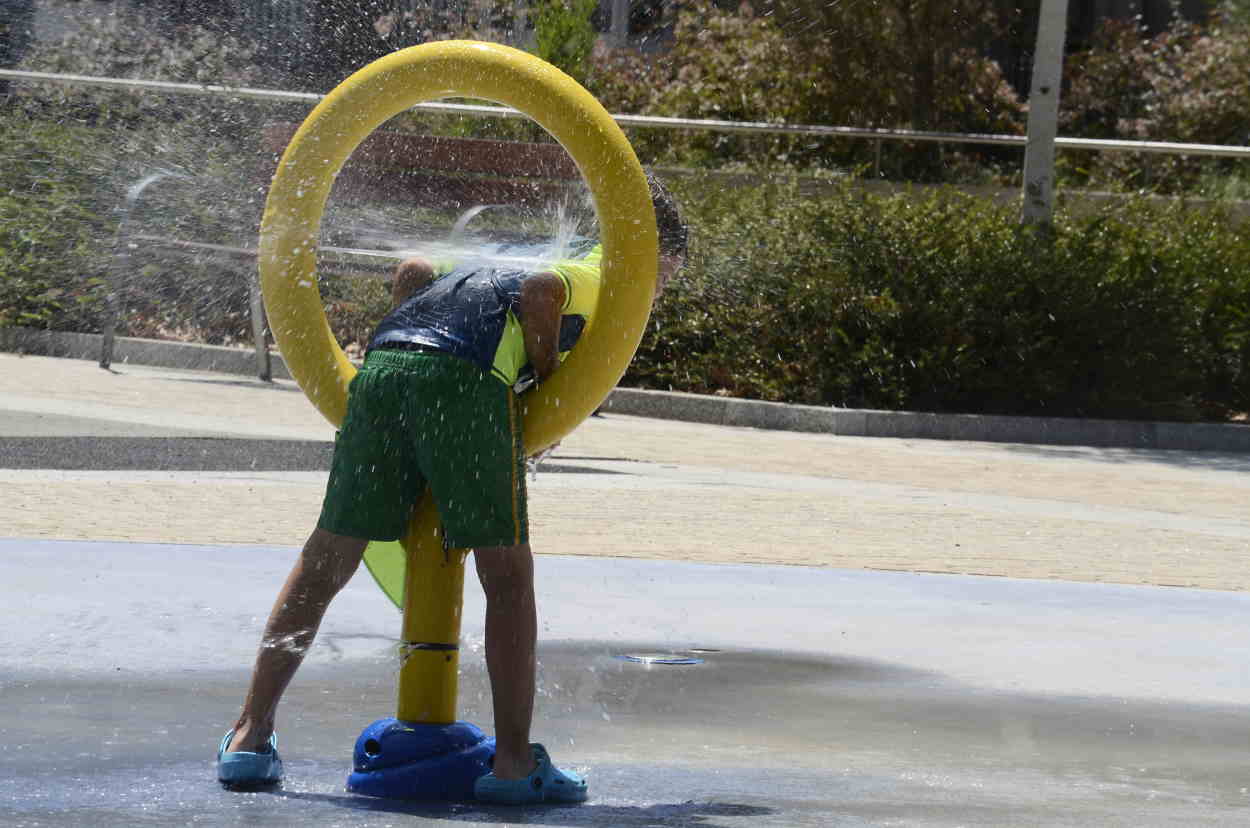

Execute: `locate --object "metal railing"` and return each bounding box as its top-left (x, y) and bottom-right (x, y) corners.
top-left (4, 68), bottom-right (1250, 160)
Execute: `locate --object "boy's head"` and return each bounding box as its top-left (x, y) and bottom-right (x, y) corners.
top-left (646, 171), bottom-right (688, 295)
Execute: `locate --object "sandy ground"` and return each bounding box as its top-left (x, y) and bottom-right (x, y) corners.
top-left (2, 352), bottom-right (1249, 590)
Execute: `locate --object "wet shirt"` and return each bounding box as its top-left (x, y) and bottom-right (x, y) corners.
top-left (367, 246), bottom-right (601, 386)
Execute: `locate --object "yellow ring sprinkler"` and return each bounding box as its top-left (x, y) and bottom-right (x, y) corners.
top-left (257, 40), bottom-right (658, 800)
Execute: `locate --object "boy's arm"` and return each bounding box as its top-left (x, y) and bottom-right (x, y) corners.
top-left (391, 258), bottom-right (434, 308)
top-left (518, 271), bottom-right (567, 383)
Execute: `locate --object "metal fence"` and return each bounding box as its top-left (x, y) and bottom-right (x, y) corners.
top-left (4, 68), bottom-right (1250, 160)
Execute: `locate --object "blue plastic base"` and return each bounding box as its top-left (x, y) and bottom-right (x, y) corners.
top-left (346, 718), bottom-right (496, 801)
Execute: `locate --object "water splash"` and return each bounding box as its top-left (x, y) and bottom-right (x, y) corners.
top-left (322, 185), bottom-right (598, 275)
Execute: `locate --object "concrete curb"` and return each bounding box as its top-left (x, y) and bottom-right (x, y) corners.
top-left (0, 326), bottom-right (293, 380)
top-left (602, 389), bottom-right (1250, 452)
top-left (5, 326), bottom-right (1248, 452)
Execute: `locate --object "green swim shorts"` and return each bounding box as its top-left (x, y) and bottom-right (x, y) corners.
top-left (317, 349), bottom-right (528, 548)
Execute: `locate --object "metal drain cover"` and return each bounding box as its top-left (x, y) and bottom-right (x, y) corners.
top-left (616, 653), bottom-right (704, 665)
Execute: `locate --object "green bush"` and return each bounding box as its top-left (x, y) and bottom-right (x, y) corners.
top-left (588, 2), bottom-right (831, 166)
top-left (0, 88), bottom-right (275, 341)
top-left (588, 0), bottom-right (1024, 174)
top-left (1062, 13), bottom-right (1250, 193)
top-left (531, 0), bottom-right (598, 85)
top-left (628, 173), bottom-right (1250, 422)
top-left (0, 131), bottom-right (261, 344)
top-left (0, 113), bottom-right (113, 330)
top-left (3, 4), bottom-right (298, 345)
top-left (16, 2), bottom-right (269, 134)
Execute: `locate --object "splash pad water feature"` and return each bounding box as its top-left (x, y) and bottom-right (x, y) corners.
top-left (258, 40), bottom-right (658, 800)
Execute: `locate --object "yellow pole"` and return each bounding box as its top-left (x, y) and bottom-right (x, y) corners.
top-left (395, 495), bottom-right (464, 724)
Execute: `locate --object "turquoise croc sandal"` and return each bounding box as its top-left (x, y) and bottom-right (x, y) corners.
top-left (217, 729), bottom-right (283, 788)
top-left (474, 743), bottom-right (587, 804)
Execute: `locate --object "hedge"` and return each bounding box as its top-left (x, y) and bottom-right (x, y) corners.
top-left (627, 173), bottom-right (1250, 422)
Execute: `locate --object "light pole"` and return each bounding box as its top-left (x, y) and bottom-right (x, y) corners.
top-left (1021, 0), bottom-right (1070, 230)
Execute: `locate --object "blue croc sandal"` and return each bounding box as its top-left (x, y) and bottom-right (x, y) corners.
top-left (474, 743), bottom-right (587, 805)
top-left (217, 729), bottom-right (283, 788)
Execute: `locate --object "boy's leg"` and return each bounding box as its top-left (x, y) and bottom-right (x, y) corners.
top-left (227, 527), bottom-right (368, 752)
top-left (474, 543), bottom-right (538, 779)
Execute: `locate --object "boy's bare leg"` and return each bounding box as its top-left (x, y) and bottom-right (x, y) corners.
top-left (227, 528), bottom-right (369, 753)
top-left (474, 543), bottom-right (539, 780)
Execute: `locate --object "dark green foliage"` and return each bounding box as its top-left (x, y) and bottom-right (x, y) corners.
top-left (531, 0), bottom-right (599, 85)
top-left (5, 4), bottom-right (297, 345)
top-left (1224, 0), bottom-right (1250, 26)
top-left (0, 106), bottom-right (266, 343)
top-left (1061, 11), bottom-right (1250, 193)
top-left (0, 113), bottom-right (112, 330)
top-left (245, 0), bottom-right (524, 91)
top-left (629, 173), bottom-right (1250, 421)
top-left (15, 4), bottom-right (269, 132)
top-left (587, 0), bottom-right (1025, 175)
top-left (0, 0), bottom-right (35, 78)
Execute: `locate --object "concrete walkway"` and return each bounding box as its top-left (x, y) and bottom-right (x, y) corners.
top-left (2, 352), bottom-right (1249, 589)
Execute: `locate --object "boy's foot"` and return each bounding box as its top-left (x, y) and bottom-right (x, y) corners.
top-left (474, 743), bottom-right (587, 804)
top-left (217, 729), bottom-right (283, 788)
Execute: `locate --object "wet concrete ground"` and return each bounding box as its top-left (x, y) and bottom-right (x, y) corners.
top-left (3, 539), bottom-right (1250, 826)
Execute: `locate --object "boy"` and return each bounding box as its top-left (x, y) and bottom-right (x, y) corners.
top-left (217, 174), bottom-right (687, 804)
